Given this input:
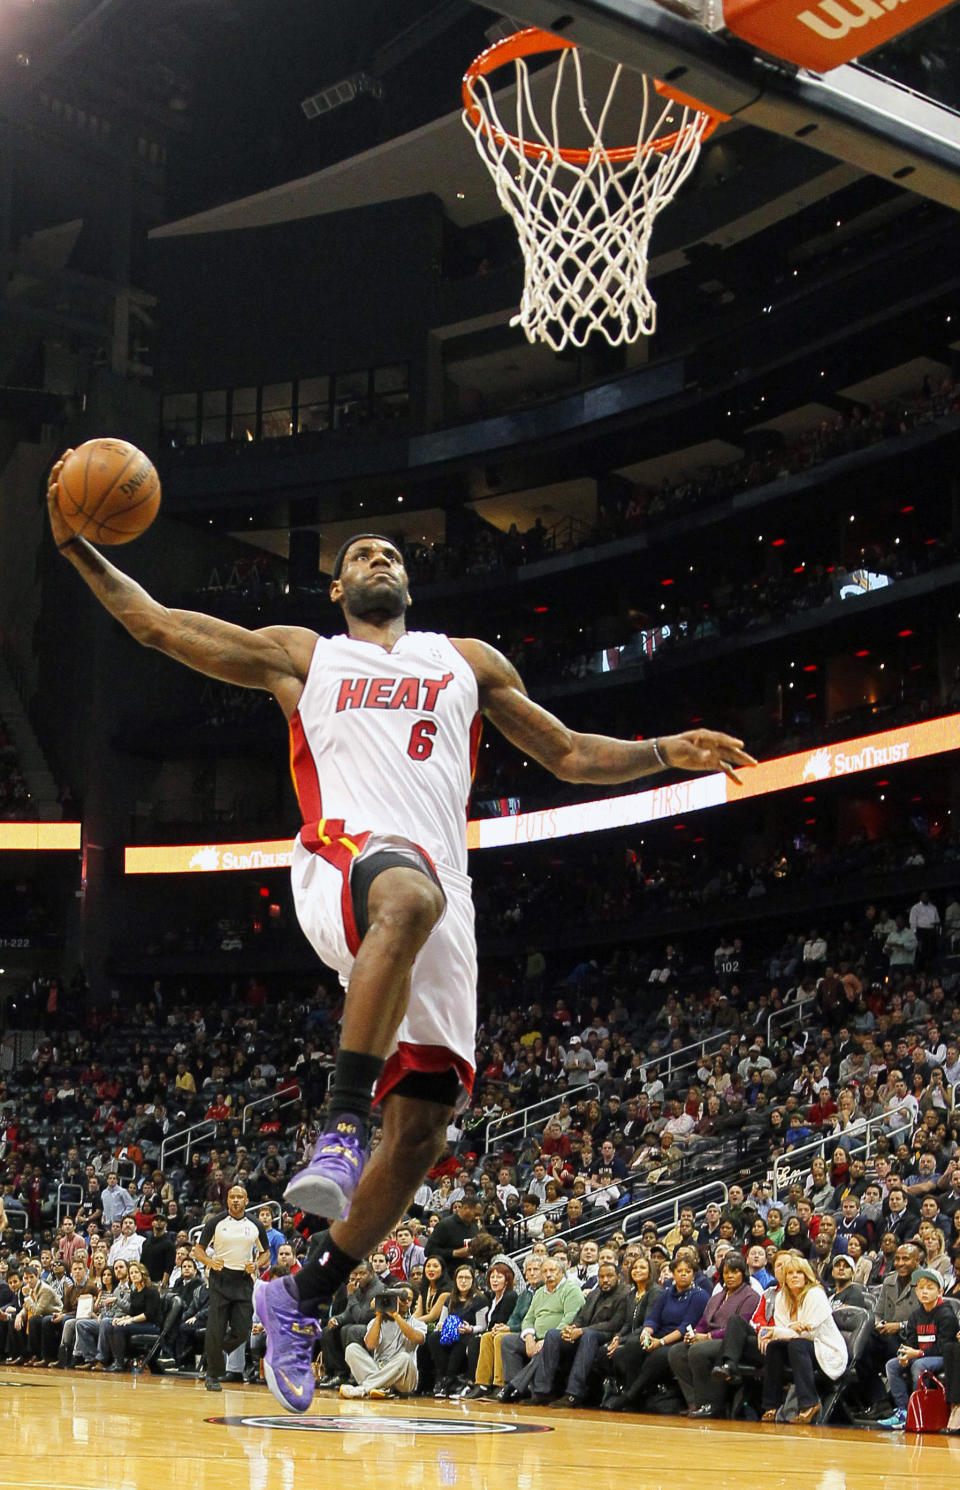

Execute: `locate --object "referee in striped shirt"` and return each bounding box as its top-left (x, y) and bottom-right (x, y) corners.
top-left (193, 1185), bottom-right (270, 1391)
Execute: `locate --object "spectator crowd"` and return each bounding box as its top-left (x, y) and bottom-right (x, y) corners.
top-left (0, 872), bottom-right (959, 1427)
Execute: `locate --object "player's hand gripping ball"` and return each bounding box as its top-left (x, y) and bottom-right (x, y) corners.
top-left (53, 438), bottom-right (161, 545)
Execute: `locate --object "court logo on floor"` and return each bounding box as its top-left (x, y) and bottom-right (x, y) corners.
top-left (211, 1413), bottom-right (552, 1435)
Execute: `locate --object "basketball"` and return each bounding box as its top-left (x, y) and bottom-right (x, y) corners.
top-left (55, 437), bottom-right (161, 546)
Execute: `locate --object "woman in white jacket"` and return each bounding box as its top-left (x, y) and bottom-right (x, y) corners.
top-left (759, 1257), bottom-right (847, 1424)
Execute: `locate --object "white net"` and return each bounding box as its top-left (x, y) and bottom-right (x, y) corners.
top-left (462, 35), bottom-right (719, 352)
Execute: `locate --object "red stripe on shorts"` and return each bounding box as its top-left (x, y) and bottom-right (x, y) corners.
top-left (299, 819), bottom-right (371, 957)
top-left (375, 1042), bottom-right (475, 1106)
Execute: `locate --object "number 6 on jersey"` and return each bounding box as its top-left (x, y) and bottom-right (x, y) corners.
top-left (408, 720), bottom-right (437, 760)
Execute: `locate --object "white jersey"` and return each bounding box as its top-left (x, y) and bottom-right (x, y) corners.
top-left (289, 630), bottom-right (481, 877)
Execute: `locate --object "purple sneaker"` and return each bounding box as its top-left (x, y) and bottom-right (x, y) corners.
top-left (254, 1276), bottom-right (319, 1414)
top-left (283, 1121), bottom-right (366, 1219)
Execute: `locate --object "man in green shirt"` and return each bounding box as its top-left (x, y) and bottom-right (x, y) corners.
top-left (499, 1257), bottom-right (585, 1401)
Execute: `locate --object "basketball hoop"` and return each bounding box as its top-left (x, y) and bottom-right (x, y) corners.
top-left (462, 28), bottom-right (728, 352)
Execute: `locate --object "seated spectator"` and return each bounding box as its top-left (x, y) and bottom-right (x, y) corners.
top-left (498, 1256), bottom-right (584, 1401)
top-left (759, 1256), bottom-right (847, 1424)
top-left (467, 1255), bottom-right (537, 1398)
top-left (743, 1215), bottom-right (771, 1256)
top-left (782, 1215), bottom-right (809, 1252)
top-left (43, 1255), bottom-right (98, 1366)
top-left (426, 1263), bottom-right (487, 1398)
top-left (601, 1253), bottom-right (664, 1409)
top-left (664, 1208), bottom-right (700, 1255)
top-left (845, 1233), bottom-right (874, 1286)
top-left (257, 1206), bottom-right (286, 1267)
top-left (571, 1238), bottom-right (600, 1289)
top-left (169, 1260), bottom-right (209, 1372)
top-left (0, 1270), bottom-right (23, 1359)
top-left (412, 1255), bottom-right (451, 1333)
top-left (713, 1251), bottom-right (788, 1394)
top-left (314, 1260), bottom-right (377, 1388)
top-left (460, 1260), bottom-right (518, 1399)
top-left (667, 1252), bottom-right (759, 1417)
top-left (12, 1267), bottom-right (58, 1363)
top-left (915, 1223), bottom-right (952, 1285)
top-left (396, 1223), bottom-right (426, 1280)
top-left (606, 1254), bottom-right (709, 1412)
top-left (746, 1244), bottom-right (775, 1290)
top-left (524, 1257), bottom-right (632, 1407)
top-left (75, 1258), bottom-right (129, 1369)
top-left (103, 1260), bottom-right (162, 1372)
top-left (878, 1266), bottom-right (957, 1428)
top-left (835, 1194), bottom-right (870, 1251)
top-left (340, 1285), bottom-right (426, 1400)
top-left (764, 1208), bottom-right (785, 1249)
top-left (826, 1253), bottom-right (867, 1310)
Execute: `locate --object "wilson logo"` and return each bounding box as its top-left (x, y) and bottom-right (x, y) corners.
top-left (796, 0), bottom-right (911, 42)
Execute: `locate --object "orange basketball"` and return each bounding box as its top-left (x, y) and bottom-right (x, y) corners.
top-left (56, 437), bottom-right (161, 545)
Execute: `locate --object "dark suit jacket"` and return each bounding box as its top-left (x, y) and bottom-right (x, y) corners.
top-left (569, 1280), bottom-right (632, 1339)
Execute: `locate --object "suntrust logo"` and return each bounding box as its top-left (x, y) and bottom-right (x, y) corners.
top-left (802, 747), bottom-right (833, 782)
top-left (834, 740), bottom-right (910, 774)
top-left (796, 0), bottom-right (912, 43)
top-left (801, 739), bottom-right (911, 782)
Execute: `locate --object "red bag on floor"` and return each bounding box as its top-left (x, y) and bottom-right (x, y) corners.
top-left (906, 1370), bottom-right (948, 1433)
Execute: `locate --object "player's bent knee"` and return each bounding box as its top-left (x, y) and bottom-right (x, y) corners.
top-left (370, 874), bottom-right (444, 944)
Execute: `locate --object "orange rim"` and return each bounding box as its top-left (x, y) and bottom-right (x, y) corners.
top-left (462, 26), bottom-right (728, 164)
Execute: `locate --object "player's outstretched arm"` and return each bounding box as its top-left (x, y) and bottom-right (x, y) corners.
top-left (47, 453), bottom-right (312, 706)
top-left (453, 638), bottom-right (756, 785)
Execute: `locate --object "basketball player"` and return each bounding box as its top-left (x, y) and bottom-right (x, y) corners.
top-left (47, 460), bottom-right (755, 1412)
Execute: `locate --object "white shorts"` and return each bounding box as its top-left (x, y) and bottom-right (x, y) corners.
top-left (291, 830), bottom-right (477, 1106)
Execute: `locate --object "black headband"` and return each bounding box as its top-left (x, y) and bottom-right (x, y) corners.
top-left (331, 532), bottom-right (401, 580)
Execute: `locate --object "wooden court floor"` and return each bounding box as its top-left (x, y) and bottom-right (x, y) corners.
top-left (0, 1369), bottom-right (954, 1490)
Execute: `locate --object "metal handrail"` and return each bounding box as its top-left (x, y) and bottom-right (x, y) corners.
top-left (242, 1083), bottom-right (302, 1134)
top-left (660, 1027), bottom-right (736, 1088)
top-left (55, 1182), bottom-right (83, 1226)
top-left (486, 1084), bottom-right (601, 1150)
top-left (767, 994), bottom-right (818, 1050)
top-left (507, 1175), bottom-right (731, 1259)
top-left (487, 1027), bottom-right (736, 1149)
top-left (629, 1177), bottom-right (731, 1234)
top-left (160, 1119), bottom-right (217, 1172)
top-left (768, 1101), bottom-right (915, 1199)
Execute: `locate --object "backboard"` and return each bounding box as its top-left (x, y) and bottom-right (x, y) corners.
top-left (466, 0), bottom-right (960, 208)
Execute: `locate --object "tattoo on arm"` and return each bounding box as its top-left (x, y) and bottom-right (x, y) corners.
top-left (477, 648), bottom-right (657, 782)
top-left (63, 539), bottom-right (296, 692)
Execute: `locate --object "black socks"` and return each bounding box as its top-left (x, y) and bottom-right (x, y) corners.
top-left (326, 1048), bottom-right (384, 1142)
top-left (293, 1232), bottom-right (360, 1308)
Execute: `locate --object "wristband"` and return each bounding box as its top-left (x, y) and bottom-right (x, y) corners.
top-left (651, 738), bottom-right (668, 770)
top-left (57, 536), bottom-right (80, 551)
